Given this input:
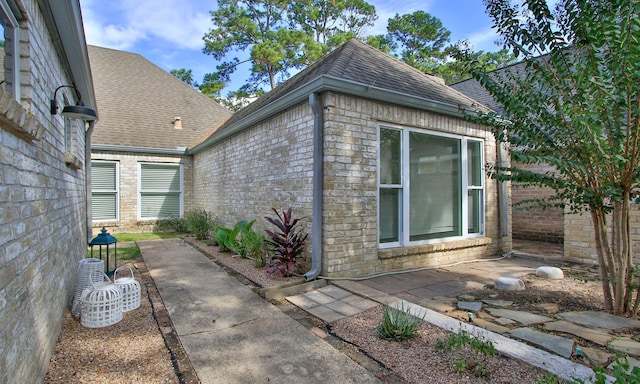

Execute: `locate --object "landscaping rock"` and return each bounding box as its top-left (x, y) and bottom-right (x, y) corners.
top-left (609, 338), bottom-right (640, 357)
top-left (472, 318), bottom-right (510, 334)
top-left (544, 321), bottom-right (612, 346)
top-left (535, 266), bottom-right (564, 279)
top-left (495, 277), bottom-right (525, 291)
top-left (582, 347), bottom-right (614, 366)
top-left (559, 311), bottom-right (640, 332)
top-left (482, 299), bottom-right (513, 307)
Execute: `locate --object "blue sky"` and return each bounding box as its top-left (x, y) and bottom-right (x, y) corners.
top-left (80, 0), bottom-right (502, 92)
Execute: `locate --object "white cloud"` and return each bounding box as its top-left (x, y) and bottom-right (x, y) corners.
top-left (81, 0), bottom-right (212, 51)
top-left (466, 27), bottom-right (502, 51)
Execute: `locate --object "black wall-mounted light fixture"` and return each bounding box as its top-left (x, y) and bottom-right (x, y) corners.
top-left (50, 85), bottom-right (97, 121)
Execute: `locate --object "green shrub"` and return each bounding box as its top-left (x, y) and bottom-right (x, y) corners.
top-left (186, 210), bottom-right (214, 240)
top-left (377, 304), bottom-right (422, 342)
top-left (216, 220), bottom-right (255, 256)
top-left (153, 217), bottom-right (189, 233)
top-left (573, 355), bottom-right (640, 384)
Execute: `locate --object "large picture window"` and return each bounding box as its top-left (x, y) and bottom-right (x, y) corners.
top-left (378, 126), bottom-right (484, 246)
top-left (91, 161), bottom-right (119, 221)
top-left (138, 163), bottom-right (183, 220)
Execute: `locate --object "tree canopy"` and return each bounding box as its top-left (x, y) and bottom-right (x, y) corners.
top-left (455, 0), bottom-right (640, 314)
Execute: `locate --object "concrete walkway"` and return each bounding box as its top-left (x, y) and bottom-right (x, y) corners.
top-left (139, 238), bottom-right (381, 384)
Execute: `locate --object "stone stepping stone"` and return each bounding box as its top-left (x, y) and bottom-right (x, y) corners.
top-left (544, 321), bottom-right (612, 346)
top-left (419, 298), bottom-right (455, 313)
top-left (536, 266), bottom-right (564, 279)
top-left (559, 311), bottom-right (640, 332)
top-left (535, 303), bottom-right (560, 315)
top-left (457, 301), bottom-right (483, 312)
top-left (509, 327), bottom-right (574, 358)
top-left (582, 347), bottom-right (614, 366)
top-left (487, 308), bottom-right (552, 326)
top-left (495, 317), bottom-right (517, 326)
top-left (472, 318), bottom-right (510, 334)
top-left (482, 299), bottom-right (513, 307)
top-left (495, 277), bottom-right (525, 291)
top-left (609, 338), bottom-right (640, 357)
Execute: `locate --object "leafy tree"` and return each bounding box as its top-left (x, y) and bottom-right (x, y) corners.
top-left (438, 43), bottom-right (516, 84)
top-left (386, 10), bottom-right (451, 73)
top-left (365, 34), bottom-right (397, 54)
top-left (203, 0), bottom-right (376, 96)
top-left (170, 68), bottom-right (196, 87)
top-left (454, 0), bottom-right (640, 314)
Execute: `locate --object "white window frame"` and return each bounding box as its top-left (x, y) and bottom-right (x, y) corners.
top-left (377, 124), bottom-right (485, 248)
top-left (137, 162), bottom-right (184, 220)
top-left (91, 160), bottom-right (120, 222)
top-left (0, 0), bottom-right (20, 100)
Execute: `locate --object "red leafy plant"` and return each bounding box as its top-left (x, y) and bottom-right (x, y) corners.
top-left (264, 208), bottom-right (308, 277)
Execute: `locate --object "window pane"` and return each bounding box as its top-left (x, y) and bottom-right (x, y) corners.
top-left (468, 141), bottom-right (482, 187)
top-left (379, 188), bottom-right (400, 243)
top-left (92, 162), bottom-right (116, 190)
top-left (140, 192), bottom-right (180, 219)
top-left (468, 189), bottom-right (482, 234)
top-left (409, 132), bottom-right (460, 241)
top-left (92, 193), bottom-right (116, 221)
top-left (141, 164), bottom-right (180, 191)
top-left (379, 128), bottom-right (401, 185)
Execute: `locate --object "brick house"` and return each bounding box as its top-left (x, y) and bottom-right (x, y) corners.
top-left (0, 1), bottom-right (98, 382)
top-left (190, 39), bottom-right (511, 279)
top-left (88, 46), bottom-right (231, 234)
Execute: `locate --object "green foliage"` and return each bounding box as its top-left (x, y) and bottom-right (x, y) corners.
top-left (436, 330), bottom-right (495, 378)
top-left (202, 0), bottom-right (377, 96)
top-left (264, 208), bottom-right (308, 277)
top-left (170, 68), bottom-right (196, 87)
top-left (153, 217), bottom-right (189, 234)
top-left (376, 304), bottom-right (422, 342)
top-left (215, 220), bottom-right (255, 256)
top-left (535, 372), bottom-right (561, 384)
top-left (572, 355), bottom-right (640, 384)
top-left (185, 210), bottom-right (215, 240)
top-left (451, 0), bottom-right (640, 315)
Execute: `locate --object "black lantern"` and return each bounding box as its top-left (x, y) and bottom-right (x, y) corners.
top-left (89, 227), bottom-right (117, 276)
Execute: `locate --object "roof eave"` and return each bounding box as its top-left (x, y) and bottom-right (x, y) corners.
top-left (189, 75), bottom-right (481, 154)
top-left (92, 144), bottom-right (188, 156)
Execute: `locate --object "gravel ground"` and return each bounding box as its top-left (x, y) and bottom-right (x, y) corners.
top-left (45, 239), bottom-right (608, 383)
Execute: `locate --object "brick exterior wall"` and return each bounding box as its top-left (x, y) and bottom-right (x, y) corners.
top-left (564, 205), bottom-right (640, 265)
top-left (511, 162), bottom-right (564, 243)
top-left (0, 2), bottom-right (90, 382)
top-left (90, 151), bottom-right (194, 235)
top-left (193, 92), bottom-right (509, 278)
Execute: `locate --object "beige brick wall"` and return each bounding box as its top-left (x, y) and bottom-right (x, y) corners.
top-left (0, 2), bottom-right (89, 382)
top-left (564, 205), bottom-right (640, 265)
top-left (194, 91), bottom-right (508, 278)
top-left (90, 151), bottom-right (194, 235)
top-left (511, 162), bottom-right (564, 243)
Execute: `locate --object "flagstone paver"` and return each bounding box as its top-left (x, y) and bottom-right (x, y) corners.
top-left (457, 301), bottom-right (483, 312)
top-left (486, 308), bottom-right (552, 326)
top-left (509, 328), bottom-right (574, 358)
top-left (482, 299), bottom-right (513, 307)
top-left (560, 311), bottom-right (640, 332)
top-left (544, 321), bottom-right (612, 346)
top-left (472, 318), bottom-right (510, 334)
top-left (582, 347), bottom-right (614, 366)
top-left (535, 303), bottom-right (560, 315)
top-left (609, 338), bottom-right (640, 357)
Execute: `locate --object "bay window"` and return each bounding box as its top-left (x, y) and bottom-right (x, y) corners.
top-left (378, 126), bottom-right (484, 246)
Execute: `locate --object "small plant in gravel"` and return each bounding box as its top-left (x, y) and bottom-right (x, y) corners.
top-left (573, 355), bottom-right (640, 384)
top-left (216, 220), bottom-right (255, 256)
top-left (264, 208), bottom-right (308, 277)
top-left (436, 330), bottom-right (495, 378)
top-left (377, 304), bottom-right (422, 342)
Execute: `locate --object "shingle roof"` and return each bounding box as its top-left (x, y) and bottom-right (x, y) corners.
top-left (201, 39), bottom-right (487, 147)
top-left (88, 46), bottom-right (231, 150)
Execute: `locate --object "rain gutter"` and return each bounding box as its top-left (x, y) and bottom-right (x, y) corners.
top-left (304, 93), bottom-right (323, 281)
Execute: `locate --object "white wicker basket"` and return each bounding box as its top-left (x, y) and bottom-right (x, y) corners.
top-left (114, 265), bottom-right (141, 312)
top-left (71, 258), bottom-right (105, 317)
top-left (80, 271), bottom-right (123, 328)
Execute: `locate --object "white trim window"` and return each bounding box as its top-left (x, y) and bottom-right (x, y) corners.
top-left (0, 0), bottom-right (21, 100)
top-left (378, 125), bottom-right (485, 247)
top-left (138, 163), bottom-right (183, 220)
top-left (91, 161), bottom-right (119, 222)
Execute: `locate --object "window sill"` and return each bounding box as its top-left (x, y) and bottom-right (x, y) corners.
top-left (64, 152), bottom-right (83, 170)
top-left (0, 89), bottom-right (44, 142)
top-left (378, 237), bottom-right (492, 259)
